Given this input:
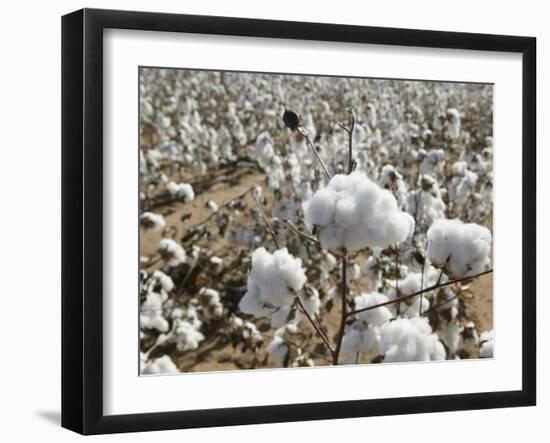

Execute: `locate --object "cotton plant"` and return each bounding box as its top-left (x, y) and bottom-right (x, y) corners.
top-left (234, 106), bottom-right (493, 367)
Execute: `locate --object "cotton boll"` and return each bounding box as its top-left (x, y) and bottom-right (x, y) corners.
top-left (426, 219), bottom-right (492, 278)
top-left (400, 295), bottom-right (430, 318)
top-left (341, 328), bottom-right (363, 363)
top-left (270, 306), bottom-right (292, 328)
top-left (380, 317), bottom-right (446, 362)
top-left (267, 328), bottom-right (290, 367)
top-left (298, 287), bottom-right (321, 317)
top-left (140, 212), bottom-right (166, 231)
top-left (141, 355), bottom-right (179, 375)
top-left (239, 248), bottom-right (307, 321)
top-left (479, 329), bottom-right (494, 358)
top-left (166, 181), bottom-right (195, 202)
top-left (209, 256), bottom-right (224, 274)
top-left (197, 287), bottom-right (224, 321)
top-left (303, 187), bottom-right (338, 227)
top-left (342, 323), bottom-right (382, 363)
top-left (255, 131), bottom-right (275, 169)
top-left (440, 321), bottom-right (461, 355)
top-left (174, 319), bottom-right (205, 351)
top-left (152, 270), bottom-right (174, 292)
top-left (206, 200), bottom-right (219, 213)
top-left (457, 321), bottom-right (480, 354)
top-left (445, 108), bottom-right (461, 140)
top-left (158, 238), bottom-right (187, 267)
top-left (353, 292), bottom-right (393, 326)
top-left (303, 171), bottom-right (414, 251)
top-left (140, 292), bottom-right (170, 333)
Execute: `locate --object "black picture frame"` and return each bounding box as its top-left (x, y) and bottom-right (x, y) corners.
top-left (61, 8), bottom-right (536, 435)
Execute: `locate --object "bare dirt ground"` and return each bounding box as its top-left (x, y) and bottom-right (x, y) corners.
top-left (141, 167), bottom-right (493, 372)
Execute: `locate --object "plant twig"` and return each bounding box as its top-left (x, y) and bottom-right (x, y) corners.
top-left (281, 219), bottom-right (344, 259)
top-left (332, 253), bottom-right (349, 364)
top-left (253, 193), bottom-right (282, 249)
top-left (422, 293), bottom-right (460, 316)
top-left (338, 107), bottom-right (355, 174)
top-left (298, 127), bottom-right (332, 180)
top-left (347, 269), bottom-right (493, 317)
top-left (295, 296), bottom-right (334, 354)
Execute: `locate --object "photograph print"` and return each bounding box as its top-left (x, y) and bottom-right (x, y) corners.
top-left (138, 67), bottom-right (494, 375)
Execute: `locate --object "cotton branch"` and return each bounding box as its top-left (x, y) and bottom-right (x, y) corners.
top-left (252, 193), bottom-right (282, 249)
top-left (295, 295), bottom-right (334, 354)
top-left (332, 253), bottom-right (349, 365)
top-left (338, 107), bottom-right (355, 174)
top-left (254, 193), bottom-right (335, 354)
top-left (281, 219), bottom-right (344, 259)
top-left (297, 127), bottom-right (332, 180)
top-left (347, 269), bottom-right (493, 317)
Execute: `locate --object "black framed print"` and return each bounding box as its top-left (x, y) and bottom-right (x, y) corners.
top-left (61, 8), bottom-right (536, 435)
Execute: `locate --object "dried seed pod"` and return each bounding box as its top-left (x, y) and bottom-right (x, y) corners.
top-left (282, 109), bottom-right (300, 131)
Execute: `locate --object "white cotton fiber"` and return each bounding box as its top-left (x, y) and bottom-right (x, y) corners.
top-left (426, 219), bottom-right (492, 278)
top-left (158, 238), bottom-right (187, 267)
top-left (174, 319), bottom-right (205, 351)
top-left (353, 292), bottom-right (393, 326)
top-left (141, 355), bottom-right (179, 375)
top-left (166, 181), bottom-right (195, 202)
top-left (140, 292), bottom-right (169, 333)
top-left (479, 329), bottom-right (494, 358)
top-left (380, 317), bottom-right (446, 362)
top-left (239, 247), bottom-right (307, 318)
top-left (341, 325), bottom-right (382, 363)
top-left (140, 211), bottom-right (166, 231)
top-left (302, 171), bottom-right (414, 251)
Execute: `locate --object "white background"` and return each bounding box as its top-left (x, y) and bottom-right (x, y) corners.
top-left (0, 0), bottom-right (546, 441)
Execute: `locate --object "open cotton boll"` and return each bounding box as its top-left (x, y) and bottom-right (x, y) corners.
top-left (255, 131), bottom-right (275, 169)
top-left (341, 325), bottom-right (382, 363)
top-left (427, 219), bottom-right (492, 278)
top-left (457, 321), bottom-right (480, 354)
top-left (400, 295), bottom-right (430, 318)
top-left (445, 108), bottom-right (461, 140)
top-left (209, 256), bottom-right (224, 274)
top-left (353, 292), bottom-right (393, 326)
top-left (380, 317), bottom-right (446, 362)
top-left (174, 319), bottom-right (205, 352)
top-left (267, 327), bottom-right (290, 367)
top-left (140, 292), bottom-right (169, 333)
top-left (407, 176), bottom-right (446, 225)
top-left (479, 329), bottom-right (494, 358)
top-left (152, 270), bottom-right (174, 292)
top-left (270, 306), bottom-right (292, 329)
top-left (298, 287), bottom-right (321, 317)
top-left (166, 181), bottom-right (195, 202)
top-left (158, 238), bottom-right (187, 267)
top-left (141, 355), bottom-right (179, 375)
top-left (140, 211), bottom-right (166, 231)
top-left (440, 321), bottom-right (461, 355)
top-left (197, 288), bottom-right (224, 321)
top-left (302, 171), bottom-right (414, 251)
top-left (239, 248), bottom-right (307, 319)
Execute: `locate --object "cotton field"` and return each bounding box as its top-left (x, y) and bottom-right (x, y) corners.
top-left (139, 68), bottom-right (494, 374)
